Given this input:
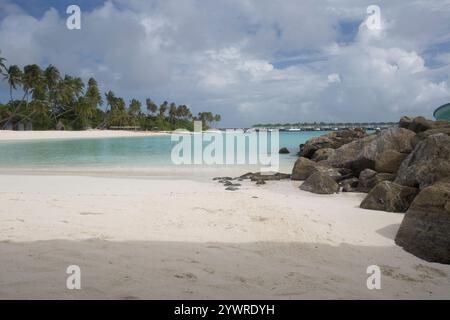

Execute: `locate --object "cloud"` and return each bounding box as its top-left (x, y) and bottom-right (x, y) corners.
top-left (0, 0), bottom-right (449, 126)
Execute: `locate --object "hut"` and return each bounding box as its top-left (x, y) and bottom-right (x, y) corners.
top-left (56, 120), bottom-right (65, 131)
top-left (15, 121), bottom-right (25, 131)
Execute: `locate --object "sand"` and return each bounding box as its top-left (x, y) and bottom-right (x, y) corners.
top-left (0, 173), bottom-right (449, 299)
top-left (0, 130), bottom-right (171, 141)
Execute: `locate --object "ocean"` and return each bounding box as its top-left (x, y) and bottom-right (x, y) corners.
top-left (0, 131), bottom-right (326, 176)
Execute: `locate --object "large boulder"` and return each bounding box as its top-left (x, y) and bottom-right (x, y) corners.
top-left (299, 171), bottom-right (340, 194)
top-left (412, 127), bottom-right (450, 146)
top-left (357, 169), bottom-right (395, 193)
top-left (298, 128), bottom-right (366, 159)
top-left (400, 116), bottom-right (450, 134)
top-left (408, 116), bottom-right (434, 133)
top-left (291, 157), bottom-right (320, 180)
top-left (291, 157), bottom-right (341, 181)
top-left (360, 181), bottom-right (418, 213)
top-left (311, 148), bottom-right (335, 162)
top-left (324, 127), bottom-right (416, 175)
top-left (395, 134), bottom-right (450, 189)
top-left (374, 150), bottom-right (408, 173)
top-left (395, 179), bottom-right (450, 264)
top-left (399, 116), bottom-right (413, 129)
top-left (279, 147), bottom-right (290, 154)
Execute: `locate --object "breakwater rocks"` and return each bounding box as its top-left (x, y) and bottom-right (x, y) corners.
top-left (293, 116), bottom-right (450, 264)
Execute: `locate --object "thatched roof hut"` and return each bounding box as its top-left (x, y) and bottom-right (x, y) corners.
top-left (56, 120), bottom-right (65, 131)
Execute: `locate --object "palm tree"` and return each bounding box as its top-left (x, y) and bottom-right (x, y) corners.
top-left (146, 98), bottom-right (157, 115)
top-left (74, 78), bottom-right (102, 129)
top-left (22, 64), bottom-right (43, 102)
top-left (0, 52), bottom-right (7, 76)
top-left (168, 102), bottom-right (177, 123)
top-left (159, 101), bottom-right (168, 118)
top-left (3, 65), bottom-right (23, 102)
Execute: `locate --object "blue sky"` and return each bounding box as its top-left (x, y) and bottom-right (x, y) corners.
top-left (0, 0), bottom-right (449, 127)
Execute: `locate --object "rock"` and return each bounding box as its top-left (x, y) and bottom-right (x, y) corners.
top-left (400, 116), bottom-right (450, 134)
top-left (395, 134), bottom-right (450, 189)
top-left (340, 177), bottom-right (359, 192)
top-left (279, 147), bottom-right (290, 154)
top-left (225, 186), bottom-right (239, 191)
top-left (250, 172), bottom-right (291, 181)
top-left (291, 157), bottom-right (321, 180)
top-left (255, 179), bottom-right (266, 185)
top-left (357, 169), bottom-right (377, 192)
top-left (314, 166), bottom-right (342, 181)
top-left (358, 169), bottom-right (395, 193)
top-left (213, 176), bottom-right (232, 181)
top-left (399, 116), bottom-right (413, 129)
top-left (291, 157), bottom-right (341, 181)
top-left (325, 127), bottom-right (416, 175)
top-left (298, 128), bottom-right (366, 159)
top-left (395, 179), bottom-right (450, 264)
top-left (299, 172), bottom-right (340, 194)
top-left (311, 148), bottom-right (335, 162)
top-left (412, 127), bottom-right (450, 146)
top-left (409, 116), bottom-right (434, 133)
top-left (239, 172), bottom-right (254, 179)
top-left (375, 150), bottom-right (408, 173)
top-left (360, 181), bottom-right (418, 213)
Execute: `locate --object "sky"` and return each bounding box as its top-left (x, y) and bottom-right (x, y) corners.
top-left (0, 0), bottom-right (449, 127)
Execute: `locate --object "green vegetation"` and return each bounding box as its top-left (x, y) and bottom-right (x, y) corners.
top-left (0, 52), bottom-right (220, 131)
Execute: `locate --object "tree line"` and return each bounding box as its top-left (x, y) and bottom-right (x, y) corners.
top-left (0, 53), bottom-right (221, 131)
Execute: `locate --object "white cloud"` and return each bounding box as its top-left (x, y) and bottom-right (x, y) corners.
top-left (0, 0), bottom-right (449, 126)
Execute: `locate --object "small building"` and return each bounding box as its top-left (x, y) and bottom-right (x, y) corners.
top-left (56, 120), bottom-right (65, 131)
top-left (15, 122), bottom-right (25, 131)
top-left (434, 103), bottom-right (450, 121)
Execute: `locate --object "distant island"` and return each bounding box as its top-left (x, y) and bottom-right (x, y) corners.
top-left (0, 52), bottom-right (220, 132)
top-left (253, 121), bottom-right (398, 131)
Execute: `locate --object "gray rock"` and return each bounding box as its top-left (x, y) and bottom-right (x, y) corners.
top-left (340, 177), bottom-right (359, 192)
top-left (291, 157), bottom-right (322, 180)
top-left (299, 128), bottom-right (366, 159)
top-left (395, 179), bottom-right (450, 264)
top-left (375, 150), bottom-right (408, 173)
top-left (395, 134), bottom-right (450, 189)
top-left (357, 169), bottom-right (396, 193)
top-left (225, 186), bottom-right (239, 191)
top-left (279, 147), bottom-right (290, 154)
top-left (291, 157), bottom-right (341, 181)
top-left (325, 127), bottom-right (416, 175)
top-left (311, 148), bottom-right (335, 162)
top-left (299, 172), bottom-right (340, 194)
top-left (250, 172), bottom-right (291, 181)
top-left (360, 181), bottom-right (418, 213)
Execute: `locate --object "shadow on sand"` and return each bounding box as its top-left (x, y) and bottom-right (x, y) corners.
top-left (0, 239), bottom-right (448, 299)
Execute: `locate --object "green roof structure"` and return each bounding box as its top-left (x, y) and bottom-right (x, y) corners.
top-left (433, 103), bottom-right (450, 121)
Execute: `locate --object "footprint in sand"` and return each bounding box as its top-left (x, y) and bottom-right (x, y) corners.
top-left (79, 212), bottom-right (103, 216)
top-left (381, 265), bottom-right (420, 283)
top-left (174, 272), bottom-right (197, 280)
top-left (414, 264), bottom-right (448, 279)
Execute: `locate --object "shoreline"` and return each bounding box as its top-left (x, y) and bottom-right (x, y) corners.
top-left (0, 129), bottom-right (172, 142)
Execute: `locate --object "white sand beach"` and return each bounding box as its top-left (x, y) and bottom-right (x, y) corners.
top-left (0, 173), bottom-right (449, 299)
top-left (0, 130), bottom-right (171, 141)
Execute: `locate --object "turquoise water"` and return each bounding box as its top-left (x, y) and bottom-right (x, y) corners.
top-left (0, 131), bottom-right (325, 172)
